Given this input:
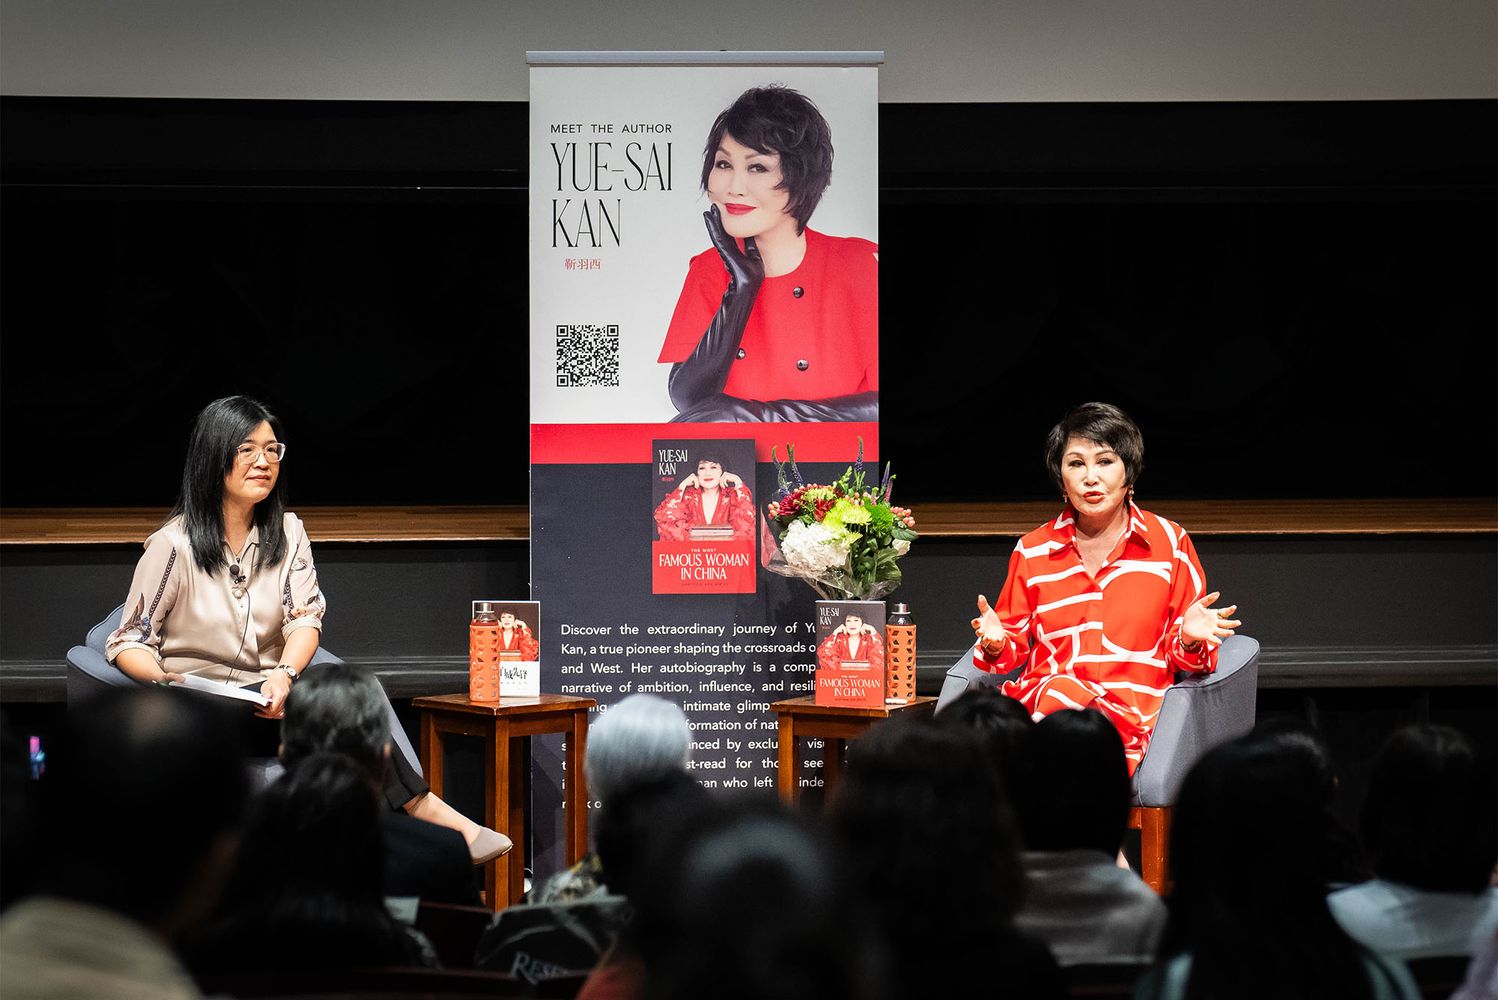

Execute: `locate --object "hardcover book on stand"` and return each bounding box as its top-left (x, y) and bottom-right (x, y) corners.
top-left (813, 599), bottom-right (886, 708)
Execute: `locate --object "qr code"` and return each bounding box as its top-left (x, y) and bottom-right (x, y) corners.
top-left (555, 324), bottom-right (620, 387)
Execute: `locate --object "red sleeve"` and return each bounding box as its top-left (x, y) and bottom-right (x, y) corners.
top-left (1163, 527), bottom-right (1218, 675)
top-left (658, 251), bottom-right (729, 364)
top-left (974, 545), bottom-right (1033, 675)
top-left (727, 486), bottom-right (757, 540)
top-left (866, 631), bottom-right (885, 674)
top-left (855, 241), bottom-right (879, 392)
top-left (519, 634), bottom-right (539, 661)
top-left (817, 634), bottom-right (841, 672)
top-left (654, 490), bottom-right (693, 542)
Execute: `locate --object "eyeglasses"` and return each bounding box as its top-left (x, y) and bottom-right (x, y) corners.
top-left (234, 443), bottom-right (287, 464)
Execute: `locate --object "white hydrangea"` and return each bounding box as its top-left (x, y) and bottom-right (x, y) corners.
top-left (780, 520), bottom-right (850, 575)
top-left (892, 538), bottom-right (911, 557)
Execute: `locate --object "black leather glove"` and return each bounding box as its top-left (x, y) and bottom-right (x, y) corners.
top-left (668, 204), bottom-right (764, 414)
top-left (669, 391), bottom-right (879, 424)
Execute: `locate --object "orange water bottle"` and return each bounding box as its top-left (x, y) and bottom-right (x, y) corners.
top-left (885, 602), bottom-right (916, 703)
top-left (469, 601), bottom-right (502, 702)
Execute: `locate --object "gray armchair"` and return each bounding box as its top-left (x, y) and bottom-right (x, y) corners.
top-left (67, 603), bottom-right (347, 790)
top-left (935, 634), bottom-right (1261, 892)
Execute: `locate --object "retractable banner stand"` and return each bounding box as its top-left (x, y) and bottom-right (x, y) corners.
top-left (528, 51), bottom-right (880, 876)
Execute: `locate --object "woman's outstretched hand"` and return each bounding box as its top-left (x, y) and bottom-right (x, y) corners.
top-left (971, 594), bottom-right (1010, 656)
top-left (1180, 592), bottom-right (1241, 649)
top-left (704, 204), bottom-right (764, 294)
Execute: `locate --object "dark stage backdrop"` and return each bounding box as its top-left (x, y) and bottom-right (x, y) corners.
top-left (2, 98), bottom-right (1493, 506)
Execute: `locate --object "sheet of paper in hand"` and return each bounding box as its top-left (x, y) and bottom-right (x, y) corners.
top-left (174, 672), bottom-right (271, 707)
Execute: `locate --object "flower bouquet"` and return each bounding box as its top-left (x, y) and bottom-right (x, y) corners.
top-left (761, 439), bottom-right (918, 601)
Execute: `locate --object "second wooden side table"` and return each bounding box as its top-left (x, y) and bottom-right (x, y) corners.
top-left (412, 693), bottom-right (596, 909)
top-left (770, 695), bottom-right (937, 805)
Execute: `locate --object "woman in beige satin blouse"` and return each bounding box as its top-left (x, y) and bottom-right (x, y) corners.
top-left (107, 395), bottom-right (510, 865)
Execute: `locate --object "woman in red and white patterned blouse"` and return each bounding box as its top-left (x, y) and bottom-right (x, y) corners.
top-left (971, 402), bottom-right (1242, 774)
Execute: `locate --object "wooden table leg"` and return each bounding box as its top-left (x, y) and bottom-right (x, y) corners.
top-left (420, 712), bottom-right (443, 798)
top-left (565, 707), bottom-right (589, 864)
top-left (821, 737), bottom-right (844, 799)
top-left (481, 720), bottom-right (509, 910)
top-left (505, 730), bottom-right (525, 907)
top-left (777, 712), bottom-right (797, 805)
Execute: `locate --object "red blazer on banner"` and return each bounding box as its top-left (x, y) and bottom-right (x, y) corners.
top-left (659, 228), bottom-right (879, 402)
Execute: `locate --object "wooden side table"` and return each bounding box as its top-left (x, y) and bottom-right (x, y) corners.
top-left (412, 693), bottom-right (596, 909)
top-left (770, 695), bottom-right (937, 805)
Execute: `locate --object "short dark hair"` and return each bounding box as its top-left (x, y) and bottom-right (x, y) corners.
top-left (1044, 401), bottom-right (1145, 496)
top-left (171, 395), bottom-right (288, 574)
top-left (1361, 724), bottom-right (1496, 892)
top-left (54, 688), bottom-right (248, 923)
top-left (699, 85), bottom-right (834, 235)
top-left (695, 451), bottom-right (727, 471)
top-left (937, 687), bottom-right (1033, 791)
top-left (1013, 709), bottom-right (1130, 854)
top-left (281, 664), bottom-right (391, 784)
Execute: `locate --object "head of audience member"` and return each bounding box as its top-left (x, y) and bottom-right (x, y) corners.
top-left (1013, 708), bottom-right (1129, 856)
top-left (595, 770), bottom-right (715, 903)
top-left (279, 663), bottom-right (390, 786)
top-left (585, 694), bottom-right (692, 808)
top-left (1360, 724), bottom-right (1496, 894)
top-left (828, 717), bottom-right (1026, 997)
top-left (189, 752), bottom-right (425, 975)
top-left (1252, 714), bottom-right (1369, 885)
top-left (1252, 715), bottom-right (1337, 801)
top-left (633, 800), bottom-right (879, 1000)
top-left (938, 686), bottom-right (1034, 792)
top-left (1167, 735), bottom-right (1376, 999)
top-left (50, 688), bottom-right (248, 937)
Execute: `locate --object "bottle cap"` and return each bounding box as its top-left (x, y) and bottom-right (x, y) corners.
top-left (472, 600), bottom-right (502, 616)
top-left (891, 602), bottom-right (910, 614)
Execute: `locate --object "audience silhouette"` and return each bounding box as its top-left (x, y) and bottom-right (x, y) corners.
top-left (280, 664), bottom-right (477, 905)
top-left (2, 684), bottom-right (1490, 1000)
top-left (0, 688), bottom-right (248, 1000)
top-left (184, 752), bottom-right (437, 981)
top-left (827, 716), bottom-right (1065, 999)
top-left (1139, 734), bottom-right (1420, 1000)
top-left (1011, 708), bottom-right (1167, 966)
top-left (1328, 724), bottom-right (1498, 959)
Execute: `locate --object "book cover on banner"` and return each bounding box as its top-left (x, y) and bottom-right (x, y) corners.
top-left (651, 438), bottom-right (757, 594)
top-left (813, 599), bottom-right (886, 708)
top-left (471, 600), bottom-right (542, 699)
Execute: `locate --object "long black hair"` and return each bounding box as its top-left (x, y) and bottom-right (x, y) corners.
top-left (170, 396), bottom-right (288, 574)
